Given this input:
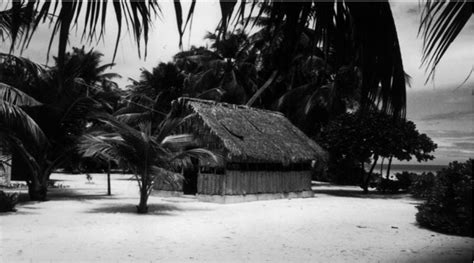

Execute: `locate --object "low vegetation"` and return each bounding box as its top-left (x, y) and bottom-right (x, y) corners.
top-left (416, 159), bottom-right (473, 237)
top-left (0, 190), bottom-right (19, 212)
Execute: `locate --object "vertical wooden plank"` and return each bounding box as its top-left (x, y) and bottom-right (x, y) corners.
top-left (224, 171), bottom-right (230, 195)
top-left (244, 172), bottom-right (249, 195)
top-left (202, 173), bottom-right (208, 194)
top-left (210, 174), bottom-right (216, 195)
top-left (233, 170), bottom-right (239, 195)
top-left (287, 171), bottom-right (293, 192)
top-left (249, 172), bottom-right (255, 194)
top-left (270, 172), bottom-right (278, 193)
top-left (221, 173), bottom-right (225, 195)
top-left (256, 171), bottom-right (265, 193)
top-left (205, 173), bottom-right (211, 195)
top-left (237, 170), bottom-right (243, 195)
top-left (278, 171), bottom-right (283, 193)
top-left (228, 170), bottom-right (234, 195)
top-left (197, 172), bottom-right (202, 193)
top-left (266, 171), bottom-right (270, 193)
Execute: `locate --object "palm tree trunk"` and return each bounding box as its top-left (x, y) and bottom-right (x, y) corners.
top-left (386, 156), bottom-right (393, 179)
top-left (137, 164), bottom-right (149, 214)
top-left (27, 180), bottom-right (47, 201)
top-left (246, 70), bottom-right (278, 106)
top-left (137, 188), bottom-right (149, 214)
top-left (380, 157), bottom-right (384, 176)
top-left (361, 155), bottom-right (379, 194)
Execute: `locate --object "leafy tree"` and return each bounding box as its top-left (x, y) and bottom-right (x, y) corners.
top-left (0, 48), bottom-right (120, 200)
top-left (79, 113), bottom-right (218, 213)
top-left (317, 111), bottom-right (437, 192)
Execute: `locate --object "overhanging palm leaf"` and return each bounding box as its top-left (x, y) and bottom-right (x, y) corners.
top-left (419, 0), bottom-right (473, 82)
top-left (0, 82), bottom-right (42, 107)
top-left (0, 101), bottom-right (47, 148)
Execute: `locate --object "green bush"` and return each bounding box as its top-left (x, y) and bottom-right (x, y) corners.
top-left (374, 171), bottom-right (415, 193)
top-left (376, 178), bottom-right (400, 193)
top-left (416, 159), bottom-right (473, 237)
top-left (395, 171), bottom-right (417, 191)
top-left (409, 172), bottom-right (436, 198)
top-left (0, 190), bottom-right (19, 212)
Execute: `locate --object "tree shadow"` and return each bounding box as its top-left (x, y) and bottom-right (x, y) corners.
top-left (87, 201), bottom-right (214, 216)
top-left (87, 202), bottom-right (181, 216)
top-left (313, 188), bottom-right (413, 199)
top-left (47, 190), bottom-right (124, 201)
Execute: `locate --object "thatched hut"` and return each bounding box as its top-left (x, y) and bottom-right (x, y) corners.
top-left (0, 148), bottom-right (11, 185)
top-left (154, 97), bottom-right (327, 203)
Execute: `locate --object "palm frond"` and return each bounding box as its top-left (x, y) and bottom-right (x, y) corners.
top-left (169, 148), bottom-right (221, 169)
top-left (0, 82), bottom-right (42, 106)
top-left (419, 1), bottom-right (472, 82)
top-left (8, 1), bottom-right (160, 66)
top-left (0, 101), bottom-right (47, 146)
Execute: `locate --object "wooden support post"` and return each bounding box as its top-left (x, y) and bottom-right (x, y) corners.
top-left (107, 160), bottom-right (111, 195)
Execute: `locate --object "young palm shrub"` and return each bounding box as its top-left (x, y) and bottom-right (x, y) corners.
top-left (79, 113), bottom-right (218, 214)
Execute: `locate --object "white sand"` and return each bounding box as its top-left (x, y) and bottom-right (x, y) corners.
top-left (1, 173), bottom-right (472, 262)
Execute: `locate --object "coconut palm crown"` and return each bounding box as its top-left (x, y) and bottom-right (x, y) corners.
top-left (79, 112), bottom-right (219, 213)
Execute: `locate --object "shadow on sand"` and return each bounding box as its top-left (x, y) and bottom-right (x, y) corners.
top-left (313, 187), bottom-right (413, 200)
top-left (87, 202), bottom-right (181, 215)
top-left (87, 200), bottom-right (215, 215)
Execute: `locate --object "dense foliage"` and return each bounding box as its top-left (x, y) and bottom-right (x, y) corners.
top-left (317, 111), bottom-right (437, 192)
top-left (416, 159), bottom-right (473, 237)
top-left (0, 48), bottom-right (120, 200)
top-left (0, 190), bottom-right (18, 212)
top-left (409, 172), bottom-right (436, 199)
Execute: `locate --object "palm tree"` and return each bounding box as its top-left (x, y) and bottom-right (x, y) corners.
top-left (0, 48), bottom-right (120, 200)
top-left (4, 1), bottom-right (472, 117)
top-left (79, 113), bottom-right (218, 213)
top-left (174, 30), bottom-right (258, 104)
top-left (125, 62), bottom-right (185, 119)
top-left (0, 81), bottom-right (48, 197)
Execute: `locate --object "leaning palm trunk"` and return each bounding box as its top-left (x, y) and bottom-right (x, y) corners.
top-left (361, 155), bottom-right (379, 193)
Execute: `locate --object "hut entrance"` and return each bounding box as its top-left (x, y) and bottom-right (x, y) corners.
top-left (183, 158), bottom-right (198, 195)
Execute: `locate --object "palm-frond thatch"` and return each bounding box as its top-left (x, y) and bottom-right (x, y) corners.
top-left (176, 97), bottom-right (327, 166)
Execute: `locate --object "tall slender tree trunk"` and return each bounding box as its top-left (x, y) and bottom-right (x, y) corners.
top-left (386, 156), bottom-right (393, 179)
top-left (361, 155), bottom-right (379, 194)
top-left (380, 157), bottom-right (384, 176)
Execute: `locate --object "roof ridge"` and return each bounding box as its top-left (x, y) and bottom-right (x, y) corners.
top-left (177, 97), bottom-right (284, 116)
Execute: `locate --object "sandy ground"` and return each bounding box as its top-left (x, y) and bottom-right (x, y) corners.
top-left (1, 173), bottom-right (472, 263)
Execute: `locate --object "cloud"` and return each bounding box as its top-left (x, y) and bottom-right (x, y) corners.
top-left (453, 142), bottom-right (474, 150)
top-left (421, 110), bottom-right (474, 121)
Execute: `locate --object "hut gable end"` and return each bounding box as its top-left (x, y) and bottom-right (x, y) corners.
top-left (177, 98), bottom-right (326, 165)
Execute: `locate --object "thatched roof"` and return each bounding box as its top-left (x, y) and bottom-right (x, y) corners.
top-left (177, 97), bottom-right (327, 165)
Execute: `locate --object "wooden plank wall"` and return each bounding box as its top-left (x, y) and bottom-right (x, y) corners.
top-left (154, 177), bottom-right (183, 191)
top-left (198, 170), bottom-right (312, 195)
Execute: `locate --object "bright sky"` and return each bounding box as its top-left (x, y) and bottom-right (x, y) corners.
top-left (1, 1), bottom-right (473, 165)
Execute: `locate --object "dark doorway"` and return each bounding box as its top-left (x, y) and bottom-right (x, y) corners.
top-left (183, 158), bottom-right (198, 195)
